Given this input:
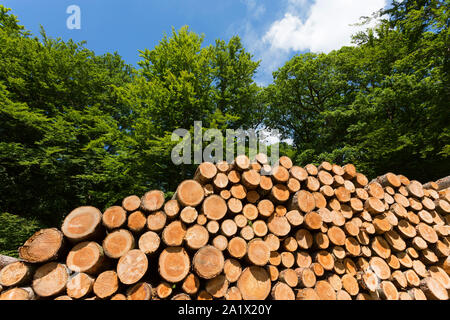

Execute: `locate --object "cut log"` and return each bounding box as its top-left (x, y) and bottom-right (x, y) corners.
top-left (258, 199), bottom-right (274, 217)
top-left (252, 220), bottom-right (268, 237)
top-left (291, 190), bottom-right (315, 213)
top-left (66, 272), bottom-right (94, 299)
top-left (102, 206), bottom-right (127, 230)
top-left (267, 215), bottom-right (291, 237)
top-left (185, 225), bottom-right (209, 250)
top-left (416, 223), bottom-right (438, 244)
top-left (141, 190), bottom-right (165, 212)
top-left (61, 206), bottom-right (103, 243)
top-left (243, 203), bottom-right (258, 221)
top-left (224, 259), bottom-right (242, 283)
top-left (213, 173), bottom-right (229, 190)
top-left (206, 275), bottom-right (229, 298)
top-left (230, 184), bottom-right (247, 200)
top-left (364, 197), bottom-right (385, 214)
top-left (246, 239), bottom-right (270, 266)
top-left (127, 282), bottom-right (152, 300)
top-left (93, 270), bottom-right (119, 299)
top-left (202, 195), bottom-right (227, 220)
top-left (234, 214), bottom-right (246, 228)
top-left (212, 235), bottom-right (228, 251)
top-left (180, 206), bottom-right (198, 224)
top-left (295, 229), bottom-right (313, 249)
top-left (66, 241), bottom-right (105, 274)
top-left (127, 210), bottom-right (147, 233)
top-left (162, 221), bottom-right (187, 246)
top-left (176, 180), bottom-right (205, 207)
top-left (271, 282), bottom-right (295, 300)
top-left (122, 195), bottom-right (141, 212)
top-left (193, 246), bottom-right (224, 279)
top-left (237, 266), bottom-right (271, 300)
top-left (102, 229), bottom-right (135, 259)
top-left (227, 237), bottom-right (248, 259)
top-left (378, 281), bottom-right (399, 300)
top-left (304, 211), bottom-right (323, 230)
top-left (19, 228), bottom-right (64, 264)
top-left (164, 199), bottom-right (180, 219)
top-left (194, 162), bottom-right (217, 184)
top-left (271, 184), bottom-right (290, 203)
top-left (158, 247), bottom-right (190, 283)
top-left (279, 268), bottom-right (298, 288)
top-left (32, 262), bottom-right (69, 298)
top-left (117, 249), bottom-right (148, 285)
top-left (406, 180), bottom-right (425, 198)
top-left (228, 198), bottom-right (243, 214)
top-left (341, 274), bottom-right (359, 296)
top-left (264, 234), bottom-right (280, 252)
top-left (172, 293), bottom-right (191, 300)
top-left (138, 231), bottom-right (160, 255)
top-left (281, 252), bottom-right (295, 268)
top-left (315, 250), bottom-right (334, 271)
top-left (420, 277), bottom-right (448, 300)
top-left (0, 261), bottom-right (33, 287)
top-left (225, 286), bottom-right (242, 300)
top-left (0, 287), bottom-right (35, 300)
top-left (156, 282), bottom-right (172, 299)
top-left (290, 166), bottom-right (308, 181)
top-left (206, 220), bottom-right (220, 235)
top-left (182, 273), bottom-right (200, 295)
top-left (314, 280), bottom-right (336, 300)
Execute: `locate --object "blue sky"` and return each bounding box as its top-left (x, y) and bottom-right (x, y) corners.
top-left (2, 0), bottom-right (388, 85)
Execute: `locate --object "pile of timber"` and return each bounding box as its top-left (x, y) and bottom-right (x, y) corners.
top-left (0, 154), bottom-right (449, 300)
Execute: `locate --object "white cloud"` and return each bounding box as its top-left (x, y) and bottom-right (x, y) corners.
top-left (263, 0), bottom-right (387, 53)
top-left (242, 0), bottom-right (266, 19)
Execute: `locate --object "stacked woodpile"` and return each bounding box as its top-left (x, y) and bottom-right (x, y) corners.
top-left (0, 154), bottom-right (449, 300)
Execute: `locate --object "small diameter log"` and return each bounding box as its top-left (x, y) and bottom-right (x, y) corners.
top-left (156, 282), bottom-right (172, 299)
top-left (66, 241), bottom-right (105, 274)
top-left (214, 173), bottom-right (229, 190)
top-left (180, 206), bottom-right (198, 224)
top-left (246, 239), bottom-right (270, 266)
top-left (127, 211), bottom-right (147, 233)
top-left (416, 223), bottom-right (438, 244)
top-left (315, 250), bottom-right (334, 271)
top-left (164, 199), bottom-right (180, 219)
top-left (240, 226), bottom-right (255, 241)
top-left (193, 246), bottom-right (224, 280)
top-left (185, 225), bottom-right (209, 250)
top-left (238, 266), bottom-right (271, 300)
top-left (158, 247), bottom-right (190, 283)
top-left (406, 180), bottom-right (425, 198)
top-left (176, 180), bottom-right (205, 207)
top-left (371, 236), bottom-right (391, 259)
top-left (253, 220), bottom-right (268, 238)
top-left (364, 197), bottom-right (385, 214)
top-left (328, 226), bottom-right (346, 246)
top-left (243, 203), bottom-right (258, 221)
top-left (296, 288), bottom-right (320, 300)
top-left (228, 198), bottom-right (243, 215)
top-left (290, 166), bottom-right (308, 182)
top-left (224, 259), bottom-right (242, 283)
top-left (66, 272), bottom-right (94, 299)
top-left (32, 262), bottom-right (69, 298)
top-left (286, 210), bottom-right (304, 227)
top-left (117, 249), bottom-right (148, 285)
top-left (141, 190), bottom-right (165, 212)
top-left (258, 199), bottom-right (275, 217)
top-left (341, 274), bottom-right (359, 296)
top-left (314, 280), bottom-right (336, 300)
top-left (225, 287), bottom-right (242, 300)
top-left (271, 282), bottom-right (295, 300)
top-left (0, 287), bottom-right (35, 300)
top-left (172, 293), bottom-right (191, 300)
top-left (102, 229), bottom-right (135, 259)
top-left (138, 231), bottom-right (160, 255)
top-left (0, 261), bottom-right (33, 287)
top-left (127, 282), bottom-right (152, 300)
top-left (206, 275), bottom-right (229, 298)
top-left (221, 219), bottom-right (238, 238)
top-left (19, 228), bottom-right (64, 264)
top-left (102, 206), bottom-right (127, 230)
top-left (93, 270), bottom-right (119, 299)
top-left (227, 237), bottom-right (248, 259)
top-left (295, 229), bottom-right (313, 250)
top-left (203, 195), bottom-right (228, 221)
top-left (235, 155), bottom-right (250, 171)
top-left (230, 184), bottom-right (247, 200)
top-left (304, 211), bottom-right (323, 230)
top-left (182, 273), bottom-right (200, 295)
top-left (212, 235), bottom-right (229, 251)
top-left (281, 252), bottom-right (295, 268)
top-left (259, 175), bottom-right (273, 194)
top-left (162, 221), bottom-right (187, 246)
top-left (296, 267), bottom-right (316, 288)
top-left (146, 210), bottom-right (167, 233)
top-left (246, 190), bottom-right (260, 203)
top-left (122, 195), bottom-right (141, 212)
top-left (378, 173), bottom-right (401, 188)
top-left (61, 206), bottom-right (103, 243)
top-left (272, 165), bottom-right (289, 183)
top-left (242, 170), bottom-right (261, 189)
top-left (55, 295), bottom-right (73, 300)
top-left (194, 162), bottom-right (217, 184)
top-left (279, 269), bottom-right (298, 288)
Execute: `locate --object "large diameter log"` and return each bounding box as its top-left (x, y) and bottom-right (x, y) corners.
top-left (237, 266), bottom-right (271, 300)
top-left (0, 261), bottom-right (34, 287)
top-left (117, 249), bottom-right (148, 285)
top-left (61, 206), bottom-right (103, 242)
top-left (102, 229), bottom-right (135, 259)
top-left (193, 246), bottom-right (224, 280)
top-left (18, 228), bottom-right (64, 264)
top-left (32, 262), bottom-right (70, 298)
top-left (176, 180), bottom-right (205, 207)
top-left (66, 241), bottom-right (106, 274)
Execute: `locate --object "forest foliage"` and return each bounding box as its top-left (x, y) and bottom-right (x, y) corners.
top-left (0, 0), bottom-right (448, 255)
